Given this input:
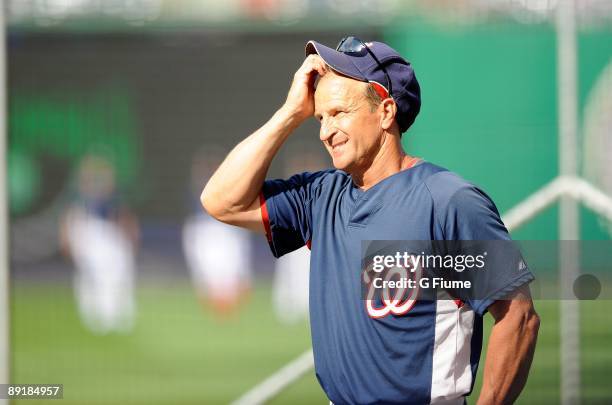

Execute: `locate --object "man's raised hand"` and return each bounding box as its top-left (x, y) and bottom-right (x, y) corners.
top-left (282, 54), bottom-right (328, 124)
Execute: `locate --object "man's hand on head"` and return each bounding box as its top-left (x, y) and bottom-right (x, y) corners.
top-left (282, 54), bottom-right (328, 124)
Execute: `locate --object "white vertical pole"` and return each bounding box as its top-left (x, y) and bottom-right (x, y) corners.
top-left (0, 0), bottom-right (9, 402)
top-left (556, 0), bottom-right (580, 404)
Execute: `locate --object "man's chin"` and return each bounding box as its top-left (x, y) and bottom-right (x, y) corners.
top-left (331, 157), bottom-right (354, 172)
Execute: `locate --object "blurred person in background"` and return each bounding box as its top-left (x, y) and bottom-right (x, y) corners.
top-left (182, 147), bottom-right (252, 317)
top-left (272, 151), bottom-right (327, 324)
top-left (60, 153), bottom-right (139, 334)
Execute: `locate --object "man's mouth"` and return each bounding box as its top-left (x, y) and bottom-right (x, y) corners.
top-left (331, 140), bottom-right (348, 151)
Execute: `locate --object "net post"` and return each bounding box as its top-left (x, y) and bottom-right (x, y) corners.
top-left (556, 0), bottom-right (580, 403)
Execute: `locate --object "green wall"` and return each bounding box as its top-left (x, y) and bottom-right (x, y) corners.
top-left (386, 20), bottom-right (612, 240)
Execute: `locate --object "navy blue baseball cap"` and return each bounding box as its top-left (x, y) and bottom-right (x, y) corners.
top-left (306, 37), bottom-right (421, 133)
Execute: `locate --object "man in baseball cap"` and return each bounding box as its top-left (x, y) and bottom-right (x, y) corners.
top-left (306, 36), bottom-right (421, 134)
top-left (202, 37), bottom-right (539, 404)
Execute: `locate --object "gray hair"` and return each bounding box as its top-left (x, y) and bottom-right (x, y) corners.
top-left (364, 84), bottom-right (383, 112)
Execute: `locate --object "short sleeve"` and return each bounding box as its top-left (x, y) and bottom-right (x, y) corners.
top-left (442, 186), bottom-right (535, 316)
top-left (443, 186), bottom-right (509, 241)
top-left (261, 171), bottom-right (327, 258)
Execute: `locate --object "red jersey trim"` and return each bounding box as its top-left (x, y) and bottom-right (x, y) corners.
top-left (259, 192), bottom-right (272, 243)
top-left (403, 156), bottom-right (421, 171)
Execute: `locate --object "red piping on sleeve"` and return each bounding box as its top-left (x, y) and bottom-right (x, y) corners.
top-left (259, 192), bottom-right (272, 243)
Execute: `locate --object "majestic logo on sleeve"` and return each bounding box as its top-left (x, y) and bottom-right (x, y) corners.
top-left (363, 256), bottom-right (422, 319)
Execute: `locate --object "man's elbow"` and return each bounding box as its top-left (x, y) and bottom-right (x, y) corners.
top-left (200, 187), bottom-right (225, 220)
top-left (200, 187), bottom-right (248, 224)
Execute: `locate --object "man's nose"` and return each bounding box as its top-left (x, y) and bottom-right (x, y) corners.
top-left (319, 118), bottom-right (336, 142)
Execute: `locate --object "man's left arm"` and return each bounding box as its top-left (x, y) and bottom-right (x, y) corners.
top-left (477, 284), bottom-right (540, 405)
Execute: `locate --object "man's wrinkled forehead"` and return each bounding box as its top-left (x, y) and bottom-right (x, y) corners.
top-left (314, 73), bottom-right (365, 117)
top-left (315, 70), bottom-right (366, 102)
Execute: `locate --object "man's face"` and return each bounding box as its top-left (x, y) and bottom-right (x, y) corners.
top-left (314, 72), bottom-right (383, 173)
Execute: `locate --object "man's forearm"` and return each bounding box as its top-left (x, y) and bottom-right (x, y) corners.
top-left (201, 106), bottom-right (301, 219)
top-left (477, 305), bottom-right (540, 404)
top-left (201, 54), bottom-right (326, 228)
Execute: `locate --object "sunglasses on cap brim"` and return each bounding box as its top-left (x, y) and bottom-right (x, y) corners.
top-left (336, 36), bottom-right (393, 99)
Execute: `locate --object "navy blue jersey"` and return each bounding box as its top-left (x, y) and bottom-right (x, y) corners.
top-left (261, 160), bottom-right (534, 404)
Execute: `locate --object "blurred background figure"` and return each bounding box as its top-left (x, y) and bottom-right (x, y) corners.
top-left (182, 147), bottom-right (252, 317)
top-left (60, 153), bottom-right (139, 334)
top-left (272, 246), bottom-right (309, 324)
top-left (272, 152), bottom-right (327, 324)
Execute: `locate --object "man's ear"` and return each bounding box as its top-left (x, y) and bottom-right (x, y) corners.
top-left (380, 98), bottom-right (397, 131)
